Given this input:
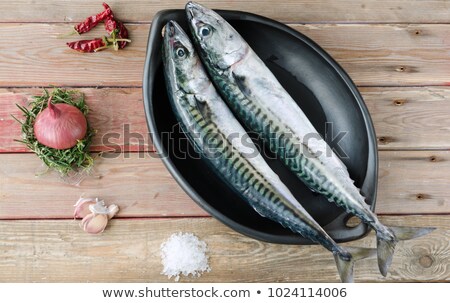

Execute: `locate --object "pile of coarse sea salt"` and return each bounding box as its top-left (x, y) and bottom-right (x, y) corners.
top-left (160, 232), bottom-right (211, 281)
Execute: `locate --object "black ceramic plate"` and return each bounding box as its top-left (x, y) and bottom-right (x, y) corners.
top-left (143, 9), bottom-right (378, 244)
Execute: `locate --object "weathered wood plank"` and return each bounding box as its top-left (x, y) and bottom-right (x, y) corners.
top-left (0, 23), bottom-right (146, 87)
top-left (0, 153), bottom-right (206, 219)
top-left (0, 23), bottom-right (449, 87)
top-left (361, 86), bottom-right (450, 150)
top-left (1, 0), bottom-right (449, 23)
top-left (1, 151), bottom-right (449, 219)
top-left (2, 87), bottom-right (450, 153)
top-left (0, 215), bottom-right (447, 282)
top-left (378, 151), bottom-right (450, 214)
top-left (292, 23), bottom-right (450, 87)
top-left (0, 88), bottom-right (151, 152)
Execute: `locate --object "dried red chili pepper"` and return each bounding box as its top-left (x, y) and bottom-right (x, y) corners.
top-left (102, 3), bottom-right (113, 16)
top-left (103, 4), bottom-right (129, 50)
top-left (66, 38), bottom-right (107, 53)
top-left (73, 4), bottom-right (112, 34)
top-left (65, 3), bottom-right (130, 53)
top-left (115, 21), bottom-right (129, 49)
top-left (104, 17), bottom-right (130, 50)
top-left (104, 15), bottom-right (117, 34)
top-left (103, 3), bottom-right (117, 34)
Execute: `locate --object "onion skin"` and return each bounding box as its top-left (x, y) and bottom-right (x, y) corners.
top-left (33, 98), bottom-right (88, 150)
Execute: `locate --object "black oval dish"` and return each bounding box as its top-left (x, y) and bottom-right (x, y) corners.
top-left (143, 9), bottom-right (378, 244)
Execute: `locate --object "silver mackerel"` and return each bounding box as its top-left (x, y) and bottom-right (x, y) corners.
top-left (185, 1), bottom-right (434, 277)
top-left (163, 20), bottom-right (374, 283)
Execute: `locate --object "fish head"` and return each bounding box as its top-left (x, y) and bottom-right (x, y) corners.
top-left (186, 1), bottom-right (248, 70)
top-left (163, 20), bottom-right (209, 95)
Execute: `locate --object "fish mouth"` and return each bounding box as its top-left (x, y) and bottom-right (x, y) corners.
top-left (164, 20), bottom-right (176, 38)
top-left (165, 20), bottom-right (187, 39)
top-left (163, 20), bottom-right (192, 49)
top-left (185, 1), bottom-right (202, 22)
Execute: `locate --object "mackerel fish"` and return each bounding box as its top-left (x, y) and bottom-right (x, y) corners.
top-left (185, 1), bottom-right (434, 277)
top-left (162, 20), bottom-right (374, 283)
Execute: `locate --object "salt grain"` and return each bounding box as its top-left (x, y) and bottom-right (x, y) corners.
top-left (160, 232), bottom-right (211, 281)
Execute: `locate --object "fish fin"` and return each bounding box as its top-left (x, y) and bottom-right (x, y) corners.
top-left (376, 226), bottom-right (435, 276)
top-left (390, 226), bottom-right (436, 241)
top-left (193, 94), bottom-right (211, 118)
top-left (333, 254), bottom-right (354, 283)
top-left (334, 247), bottom-right (376, 283)
top-left (251, 205), bottom-right (270, 219)
top-left (376, 234), bottom-right (397, 277)
top-left (346, 246), bottom-right (378, 261)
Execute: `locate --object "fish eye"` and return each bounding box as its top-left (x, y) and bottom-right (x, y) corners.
top-left (199, 26), bottom-right (211, 37)
top-left (176, 47), bottom-right (186, 58)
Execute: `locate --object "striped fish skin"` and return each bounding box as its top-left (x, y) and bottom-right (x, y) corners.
top-left (185, 1), bottom-right (392, 237)
top-left (162, 20), bottom-right (355, 262)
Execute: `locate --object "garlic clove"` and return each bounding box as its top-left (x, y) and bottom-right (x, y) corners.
top-left (73, 197), bottom-right (96, 219)
top-left (74, 197), bottom-right (120, 234)
top-left (107, 204), bottom-right (120, 219)
top-left (80, 213), bottom-right (109, 234)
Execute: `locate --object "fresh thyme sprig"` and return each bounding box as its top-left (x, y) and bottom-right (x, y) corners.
top-left (12, 88), bottom-right (96, 175)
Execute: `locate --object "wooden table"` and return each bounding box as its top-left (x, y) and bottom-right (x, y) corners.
top-left (0, 0), bottom-right (449, 282)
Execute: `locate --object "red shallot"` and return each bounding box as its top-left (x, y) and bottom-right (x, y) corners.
top-left (33, 96), bottom-right (87, 149)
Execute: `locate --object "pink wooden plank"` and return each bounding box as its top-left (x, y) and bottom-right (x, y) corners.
top-left (0, 88), bottom-right (153, 152)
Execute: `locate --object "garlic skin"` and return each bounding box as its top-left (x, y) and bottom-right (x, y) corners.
top-left (73, 197), bottom-right (96, 219)
top-left (73, 197), bottom-right (119, 234)
top-left (88, 198), bottom-right (109, 215)
top-left (107, 204), bottom-right (120, 219)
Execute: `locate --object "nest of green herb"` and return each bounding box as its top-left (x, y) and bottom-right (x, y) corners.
top-left (13, 88), bottom-right (95, 175)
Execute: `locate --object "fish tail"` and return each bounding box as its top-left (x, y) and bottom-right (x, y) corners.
top-left (376, 233), bottom-right (397, 277)
top-left (333, 247), bottom-right (376, 283)
top-left (376, 225), bottom-right (435, 277)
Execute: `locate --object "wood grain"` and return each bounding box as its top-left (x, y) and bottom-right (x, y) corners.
top-left (361, 86), bottom-right (450, 150)
top-left (0, 88), bottom-right (151, 152)
top-left (1, 151), bottom-right (449, 219)
top-left (2, 87), bottom-right (450, 153)
top-left (292, 23), bottom-right (450, 87)
top-left (378, 151), bottom-right (450, 214)
top-left (0, 153), bottom-right (205, 219)
top-left (0, 215), bottom-right (447, 282)
top-left (0, 23), bottom-right (146, 87)
top-left (1, 0), bottom-right (449, 23)
top-left (0, 23), bottom-right (449, 87)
